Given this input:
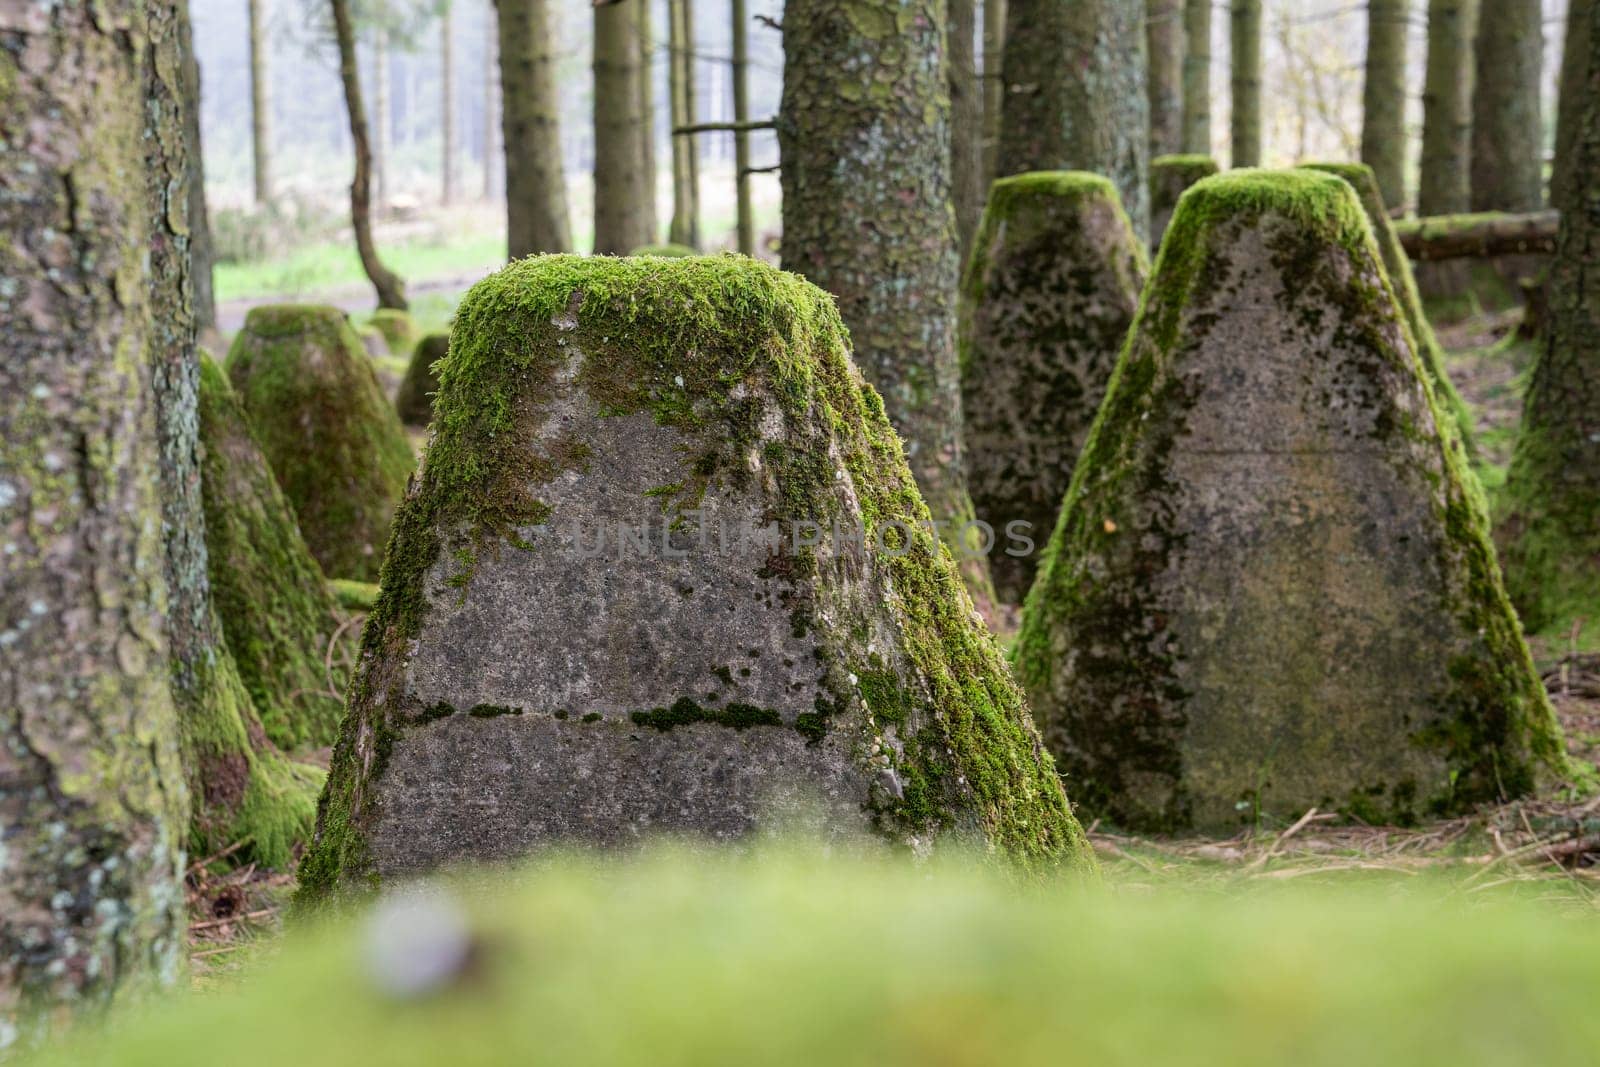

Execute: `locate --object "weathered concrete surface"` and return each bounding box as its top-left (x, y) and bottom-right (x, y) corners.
top-left (960, 172), bottom-right (1147, 603)
top-left (300, 256), bottom-right (1092, 895)
top-left (1014, 171), bottom-right (1565, 833)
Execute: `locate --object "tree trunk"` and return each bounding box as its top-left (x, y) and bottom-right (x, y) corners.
top-left (1418, 0), bottom-right (1476, 215)
top-left (638, 0), bottom-right (659, 243)
top-left (1395, 210), bottom-right (1560, 260)
top-left (1147, 0), bottom-right (1185, 159)
top-left (497, 0), bottom-right (573, 256)
top-left (1230, 0), bottom-right (1262, 167)
top-left (1470, 0), bottom-right (1542, 211)
top-left (332, 0), bottom-right (408, 308)
top-left (1182, 0), bottom-right (1211, 153)
top-left (780, 0), bottom-right (995, 611)
top-left (180, 1), bottom-right (216, 331)
top-left (1361, 0), bottom-right (1409, 211)
top-left (442, 6), bottom-right (455, 205)
top-left (374, 30), bottom-right (390, 210)
top-left (0, 3), bottom-right (189, 1036)
top-left (1553, 0), bottom-right (1596, 212)
top-left (669, 0), bottom-right (701, 247)
top-left (731, 0), bottom-right (755, 254)
top-left (1498, 1), bottom-right (1600, 635)
top-left (982, 0), bottom-right (1006, 180)
top-left (248, 0), bottom-right (272, 203)
top-left (950, 0), bottom-right (984, 263)
top-left (594, 0), bottom-right (650, 252)
top-left (998, 0), bottom-right (1150, 240)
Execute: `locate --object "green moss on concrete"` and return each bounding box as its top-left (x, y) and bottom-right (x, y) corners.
top-left (299, 255), bottom-right (1092, 899)
top-left (395, 333), bottom-right (447, 427)
top-left (366, 308), bottom-right (418, 355)
top-left (629, 243), bottom-right (697, 257)
top-left (225, 305), bottom-right (416, 583)
top-left (630, 696), bottom-right (784, 731)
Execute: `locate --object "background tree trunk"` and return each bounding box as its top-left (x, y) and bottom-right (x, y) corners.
top-left (180, 1), bottom-right (216, 331)
top-left (1419, 0), bottom-right (1476, 215)
top-left (248, 0), bottom-right (272, 203)
top-left (1553, 0), bottom-right (1596, 212)
top-left (669, 0), bottom-right (701, 247)
top-left (331, 0), bottom-right (408, 308)
top-left (1361, 0), bottom-right (1409, 211)
top-left (1470, 0), bottom-right (1542, 211)
top-left (594, 0), bottom-right (650, 252)
top-left (998, 0), bottom-right (1150, 240)
top-left (731, 0), bottom-right (754, 254)
top-left (497, 0), bottom-right (573, 256)
top-left (442, 5), bottom-right (455, 205)
top-left (638, 0), bottom-right (660, 244)
top-left (1, 0), bottom-right (188, 1036)
top-left (951, 0), bottom-right (984, 263)
top-left (1230, 0), bottom-right (1262, 167)
top-left (982, 0), bottom-right (1006, 180)
top-left (1182, 0), bottom-right (1211, 153)
top-left (780, 0), bottom-right (995, 610)
top-left (1147, 0), bottom-right (1185, 159)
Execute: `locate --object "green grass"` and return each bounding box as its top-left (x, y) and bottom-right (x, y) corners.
top-left (35, 842), bottom-right (1600, 1066)
top-left (215, 230), bottom-right (509, 304)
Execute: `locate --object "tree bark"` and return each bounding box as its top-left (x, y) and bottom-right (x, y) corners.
top-left (1470, 0), bottom-right (1542, 211)
top-left (1230, 0), bottom-right (1262, 167)
top-left (1, 0), bottom-right (188, 1035)
top-left (731, 0), bottom-right (754, 254)
top-left (497, 0), bottom-right (573, 256)
top-left (1182, 0), bottom-right (1211, 153)
top-left (1147, 0), bottom-right (1185, 159)
top-left (1418, 0), bottom-right (1476, 215)
top-left (638, 0), bottom-right (659, 244)
top-left (982, 0), bottom-right (1005, 180)
top-left (331, 0), bottom-right (408, 308)
top-left (1553, 0), bottom-right (1596, 213)
top-left (950, 0), bottom-right (984, 264)
top-left (594, 0), bottom-right (650, 252)
top-left (998, 0), bottom-right (1150, 240)
top-left (442, 6), bottom-right (455, 205)
top-left (1498, 1), bottom-right (1600, 633)
top-left (1361, 0), bottom-right (1409, 211)
top-left (1394, 210), bottom-right (1560, 260)
top-left (780, 0), bottom-right (995, 610)
top-left (669, 0), bottom-right (701, 247)
top-left (179, 0), bottom-right (216, 331)
top-left (248, 0), bottom-right (272, 203)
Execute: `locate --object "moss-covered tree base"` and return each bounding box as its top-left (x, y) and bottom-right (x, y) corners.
top-left (394, 333), bottom-right (446, 427)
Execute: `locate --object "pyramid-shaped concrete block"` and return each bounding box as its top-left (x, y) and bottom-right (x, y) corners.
top-left (960, 173), bottom-right (1148, 603)
top-left (1149, 154), bottom-right (1219, 247)
top-left (300, 256), bottom-right (1091, 894)
top-left (1014, 170), bottom-right (1565, 832)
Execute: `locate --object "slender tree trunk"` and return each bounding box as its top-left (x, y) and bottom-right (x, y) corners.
top-left (180, 2), bottom-right (216, 331)
top-left (781, 0), bottom-right (995, 611)
top-left (1147, 0), bottom-right (1185, 159)
top-left (249, 0), bottom-right (272, 202)
top-left (1498, 1), bottom-right (1600, 633)
top-left (1553, 0), bottom-right (1596, 212)
top-left (484, 11), bottom-right (498, 201)
top-left (332, 0), bottom-right (408, 308)
top-left (669, 0), bottom-right (700, 247)
top-left (374, 30), bottom-right (390, 210)
top-left (638, 0), bottom-right (659, 243)
top-left (731, 0), bottom-right (754, 254)
top-left (1230, 0), bottom-right (1262, 167)
top-left (998, 0), bottom-right (1150, 239)
top-left (1, 2), bottom-right (188, 1036)
top-left (982, 0), bottom-right (1006, 180)
top-left (1182, 0), bottom-right (1211, 153)
top-left (1470, 0), bottom-right (1542, 211)
top-left (951, 0), bottom-right (984, 263)
top-left (1418, 0), bottom-right (1476, 215)
top-left (1361, 0), bottom-right (1409, 211)
top-left (594, 0), bottom-right (650, 252)
top-left (443, 6), bottom-right (456, 205)
top-left (497, 0), bottom-right (573, 255)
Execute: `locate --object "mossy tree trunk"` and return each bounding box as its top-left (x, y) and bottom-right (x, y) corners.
top-left (982, 0), bottom-right (1005, 179)
top-left (1182, 0), bottom-right (1211, 153)
top-left (780, 0), bottom-right (994, 607)
top-left (331, 0), bottom-right (408, 308)
top-left (1470, 0), bottom-right (1542, 211)
top-left (180, 0), bottom-right (216, 331)
top-left (638, 0), bottom-right (659, 244)
top-left (441, 5), bottom-right (455, 205)
top-left (1361, 0), bottom-right (1409, 211)
top-left (248, 0), bottom-right (272, 203)
top-left (731, 0), bottom-right (755, 254)
top-left (496, 0), bottom-right (573, 256)
top-left (1230, 0), bottom-right (1262, 167)
top-left (668, 0), bottom-right (700, 247)
top-left (1498, 2), bottom-right (1600, 637)
top-left (950, 0), bottom-right (984, 263)
top-left (1418, 0), bottom-right (1476, 216)
top-left (1147, 0), bottom-right (1184, 159)
top-left (594, 0), bottom-right (651, 253)
top-left (1553, 0), bottom-right (1596, 212)
top-left (998, 0), bottom-right (1150, 240)
top-left (1, 0), bottom-right (189, 1033)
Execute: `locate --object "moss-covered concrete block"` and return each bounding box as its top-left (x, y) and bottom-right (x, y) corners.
top-left (366, 308), bottom-right (419, 356)
top-left (198, 354), bottom-right (348, 749)
top-left (299, 256), bottom-right (1092, 895)
top-left (395, 333), bottom-right (447, 427)
top-left (225, 305), bottom-right (416, 582)
top-left (1149, 154), bottom-right (1219, 247)
top-left (959, 172), bottom-right (1148, 603)
top-left (1014, 170), bottom-right (1566, 832)
top-left (629, 242), bottom-right (697, 257)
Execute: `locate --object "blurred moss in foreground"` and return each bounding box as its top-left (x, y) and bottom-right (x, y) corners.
top-left (35, 843), bottom-right (1600, 1066)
